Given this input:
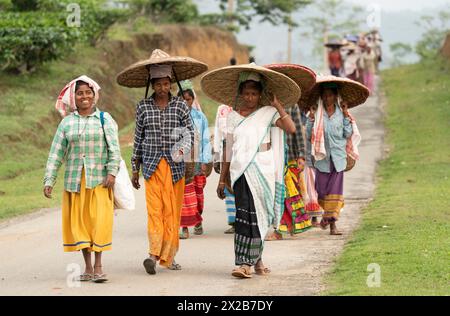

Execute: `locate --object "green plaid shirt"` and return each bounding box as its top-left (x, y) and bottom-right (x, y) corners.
top-left (44, 108), bottom-right (121, 193)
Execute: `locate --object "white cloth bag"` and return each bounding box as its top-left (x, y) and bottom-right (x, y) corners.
top-left (113, 159), bottom-right (135, 210)
top-left (99, 111), bottom-right (135, 211)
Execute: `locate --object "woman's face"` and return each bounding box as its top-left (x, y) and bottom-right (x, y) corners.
top-left (183, 92), bottom-right (194, 108)
top-left (75, 84), bottom-right (95, 112)
top-left (321, 88), bottom-right (337, 108)
top-left (240, 86), bottom-right (261, 109)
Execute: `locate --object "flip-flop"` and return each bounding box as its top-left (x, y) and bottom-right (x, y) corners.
top-left (194, 224), bottom-right (203, 235)
top-left (92, 274), bottom-right (108, 283)
top-left (231, 266), bottom-right (252, 279)
top-left (77, 273), bottom-right (93, 282)
top-left (179, 228), bottom-right (189, 239)
top-left (330, 230), bottom-right (343, 235)
top-left (167, 261), bottom-right (182, 270)
top-left (143, 257), bottom-right (157, 275)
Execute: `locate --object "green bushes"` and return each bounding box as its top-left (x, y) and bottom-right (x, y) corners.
top-left (0, 12), bottom-right (80, 73)
top-left (0, 0), bottom-right (128, 73)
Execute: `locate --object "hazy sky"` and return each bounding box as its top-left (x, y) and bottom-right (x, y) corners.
top-left (194, 0), bottom-right (450, 68)
top-left (346, 0), bottom-right (450, 11)
top-left (195, 0), bottom-right (450, 14)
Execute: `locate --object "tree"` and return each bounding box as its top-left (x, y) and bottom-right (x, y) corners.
top-left (299, 0), bottom-right (365, 69)
top-left (10, 0), bottom-right (38, 11)
top-left (389, 42), bottom-right (413, 67)
top-left (126, 0), bottom-right (199, 24)
top-left (200, 0), bottom-right (311, 32)
top-left (415, 7), bottom-right (450, 60)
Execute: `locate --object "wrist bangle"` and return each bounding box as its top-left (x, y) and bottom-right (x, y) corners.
top-left (219, 182), bottom-right (226, 185)
top-left (280, 114), bottom-right (290, 121)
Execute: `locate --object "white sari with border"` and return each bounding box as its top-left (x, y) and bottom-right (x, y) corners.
top-left (228, 106), bottom-right (286, 240)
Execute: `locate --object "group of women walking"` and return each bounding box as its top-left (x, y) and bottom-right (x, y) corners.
top-left (326, 30), bottom-right (382, 95)
top-left (43, 48), bottom-right (369, 282)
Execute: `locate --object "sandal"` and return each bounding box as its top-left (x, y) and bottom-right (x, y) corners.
top-left (143, 257), bottom-right (157, 275)
top-left (167, 261), bottom-right (182, 270)
top-left (231, 265), bottom-right (252, 279)
top-left (92, 273), bottom-right (108, 283)
top-left (77, 273), bottom-right (93, 282)
top-left (330, 230), bottom-right (343, 235)
top-left (194, 223), bottom-right (203, 235)
top-left (179, 227), bottom-right (189, 239)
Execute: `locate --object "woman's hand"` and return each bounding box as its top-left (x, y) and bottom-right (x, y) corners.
top-left (270, 93), bottom-right (283, 110)
top-left (103, 174), bottom-right (116, 189)
top-left (217, 182), bottom-right (226, 200)
top-left (132, 172), bottom-right (140, 190)
top-left (342, 101), bottom-right (350, 118)
top-left (43, 186), bottom-right (53, 199)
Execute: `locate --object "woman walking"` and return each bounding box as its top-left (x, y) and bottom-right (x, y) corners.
top-left (44, 75), bottom-right (121, 283)
top-left (264, 64), bottom-right (317, 240)
top-left (178, 80), bottom-right (212, 239)
top-left (306, 76), bottom-right (368, 235)
top-left (117, 49), bottom-right (206, 274)
top-left (201, 63), bottom-right (300, 278)
top-left (362, 46), bottom-right (377, 95)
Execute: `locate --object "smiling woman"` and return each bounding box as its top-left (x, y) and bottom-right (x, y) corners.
top-left (43, 75), bottom-right (121, 284)
top-left (74, 81), bottom-right (95, 115)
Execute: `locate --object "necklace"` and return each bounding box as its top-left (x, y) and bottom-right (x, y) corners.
top-left (77, 115), bottom-right (89, 139)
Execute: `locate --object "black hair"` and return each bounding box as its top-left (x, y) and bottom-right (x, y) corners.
top-left (230, 57), bottom-right (237, 65)
top-left (249, 56), bottom-right (255, 63)
top-left (179, 89), bottom-right (195, 100)
top-left (75, 80), bottom-right (95, 95)
top-left (319, 86), bottom-right (338, 97)
top-left (238, 80), bottom-right (263, 95)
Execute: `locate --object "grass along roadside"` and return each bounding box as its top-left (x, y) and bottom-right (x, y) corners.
top-left (323, 60), bottom-right (450, 295)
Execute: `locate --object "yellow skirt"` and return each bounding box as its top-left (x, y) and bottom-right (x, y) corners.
top-left (62, 169), bottom-right (114, 252)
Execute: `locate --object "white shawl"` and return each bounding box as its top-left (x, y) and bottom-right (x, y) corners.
top-left (230, 106), bottom-right (286, 239)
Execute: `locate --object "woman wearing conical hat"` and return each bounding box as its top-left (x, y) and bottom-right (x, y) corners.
top-left (305, 76), bottom-right (368, 235)
top-left (117, 49), bottom-right (208, 274)
top-left (201, 63), bottom-right (300, 278)
top-left (263, 64), bottom-right (317, 241)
